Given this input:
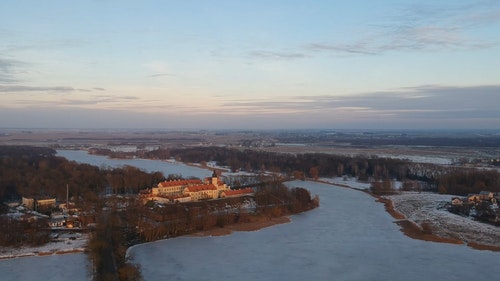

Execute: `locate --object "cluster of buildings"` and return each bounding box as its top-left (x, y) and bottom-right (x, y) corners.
top-left (450, 191), bottom-right (500, 224)
top-left (140, 171), bottom-right (254, 204)
top-left (21, 196), bottom-right (56, 212)
top-left (17, 196), bottom-right (89, 229)
top-left (451, 191), bottom-right (500, 205)
top-left (6, 172), bottom-right (253, 229)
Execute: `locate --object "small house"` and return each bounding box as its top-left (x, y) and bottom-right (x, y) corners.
top-left (451, 197), bottom-right (464, 205)
top-left (468, 194), bottom-right (481, 203)
top-left (478, 191), bottom-right (494, 201)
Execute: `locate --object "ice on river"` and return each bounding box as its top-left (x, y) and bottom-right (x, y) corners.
top-left (129, 181), bottom-right (500, 281)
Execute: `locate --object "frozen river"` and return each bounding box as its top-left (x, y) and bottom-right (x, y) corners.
top-left (129, 180), bottom-right (500, 281)
top-left (0, 253), bottom-right (89, 281)
top-left (2, 150), bottom-right (497, 281)
top-left (56, 150), bottom-right (213, 179)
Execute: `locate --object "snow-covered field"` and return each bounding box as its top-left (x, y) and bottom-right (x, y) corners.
top-left (387, 192), bottom-right (500, 247)
top-left (0, 232), bottom-right (87, 260)
top-left (129, 181), bottom-right (500, 281)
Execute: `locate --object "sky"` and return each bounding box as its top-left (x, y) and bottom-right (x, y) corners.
top-left (1, 0), bottom-right (500, 130)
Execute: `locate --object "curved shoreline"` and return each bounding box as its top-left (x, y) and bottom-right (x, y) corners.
top-left (0, 248), bottom-right (85, 260)
top-left (375, 195), bottom-right (500, 252)
top-left (316, 179), bottom-right (500, 252)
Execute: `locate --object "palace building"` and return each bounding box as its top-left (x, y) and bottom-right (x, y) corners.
top-left (140, 171), bottom-right (251, 203)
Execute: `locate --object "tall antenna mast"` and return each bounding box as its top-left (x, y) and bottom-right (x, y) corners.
top-left (66, 184), bottom-right (69, 213)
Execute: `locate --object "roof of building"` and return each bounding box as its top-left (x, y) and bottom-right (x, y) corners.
top-left (223, 188), bottom-right (254, 196)
top-left (158, 179), bottom-right (202, 188)
top-left (185, 184), bottom-right (217, 192)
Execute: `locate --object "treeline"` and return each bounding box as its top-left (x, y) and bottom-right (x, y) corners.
top-left (138, 146), bottom-right (410, 181)
top-left (273, 133), bottom-right (500, 148)
top-left (438, 169), bottom-right (500, 195)
top-left (91, 146), bottom-right (500, 196)
top-left (0, 146), bottom-right (164, 206)
top-left (137, 184), bottom-right (318, 242)
top-left (0, 216), bottom-right (50, 247)
top-left (163, 147), bottom-right (500, 196)
top-left (91, 146), bottom-right (410, 180)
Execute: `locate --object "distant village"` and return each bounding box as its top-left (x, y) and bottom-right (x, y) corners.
top-left (449, 191), bottom-right (500, 224)
top-left (4, 171), bottom-right (253, 230)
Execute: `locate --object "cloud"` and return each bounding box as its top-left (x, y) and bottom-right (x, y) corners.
top-left (1, 84), bottom-right (498, 129)
top-left (248, 50), bottom-right (308, 60)
top-left (305, 2), bottom-right (500, 56)
top-left (57, 95), bottom-right (140, 107)
top-left (143, 61), bottom-right (171, 77)
top-left (147, 73), bottom-right (173, 78)
top-left (0, 85), bottom-right (75, 93)
top-left (307, 42), bottom-right (377, 55)
top-left (2, 39), bottom-right (88, 54)
top-left (0, 85), bottom-right (111, 94)
top-left (217, 85), bottom-right (500, 122)
top-left (0, 57), bottom-right (25, 83)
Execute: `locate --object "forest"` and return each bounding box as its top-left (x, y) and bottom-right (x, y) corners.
top-left (3, 145), bottom-right (500, 206)
top-left (2, 144), bottom-right (500, 280)
top-left (0, 146), bottom-right (165, 204)
top-left (91, 146), bottom-right (500, 195)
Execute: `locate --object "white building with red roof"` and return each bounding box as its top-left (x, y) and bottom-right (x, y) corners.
top-left (143, 171), bottom-right (232, 203)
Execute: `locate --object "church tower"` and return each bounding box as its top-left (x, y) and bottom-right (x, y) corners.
top-left (211, 170), bottom-right (218, 186)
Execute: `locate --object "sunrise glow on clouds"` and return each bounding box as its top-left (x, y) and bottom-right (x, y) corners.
top-left (1, 0), bottom-right (500, 129)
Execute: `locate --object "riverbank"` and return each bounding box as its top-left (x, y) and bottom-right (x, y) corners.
top-left (381, 193), bottom-right (500, 252)
top-left (0, 233), bottom-right (88, 260)
top-left (318, 178), bottom-right (500, 252)
top-left (189, 216), bottom-right (291, 237)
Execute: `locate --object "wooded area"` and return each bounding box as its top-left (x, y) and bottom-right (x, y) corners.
top-left (2, 145), bottom-right (500, 280)
top-left (90, 146), bottom-right (500, 195)
top-left (0, 146), bottom-right (164, 205)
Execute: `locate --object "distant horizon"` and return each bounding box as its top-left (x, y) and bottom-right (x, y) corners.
top-left (1, 1), bottom-right (500, 130)
top-left (2, 126), bottom-right (500, 134)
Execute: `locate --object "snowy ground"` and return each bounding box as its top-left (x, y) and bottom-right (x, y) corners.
top-left (387, 192), bottom-right (500, 247)
top-left (0, 232), bottom-right (87, 260)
